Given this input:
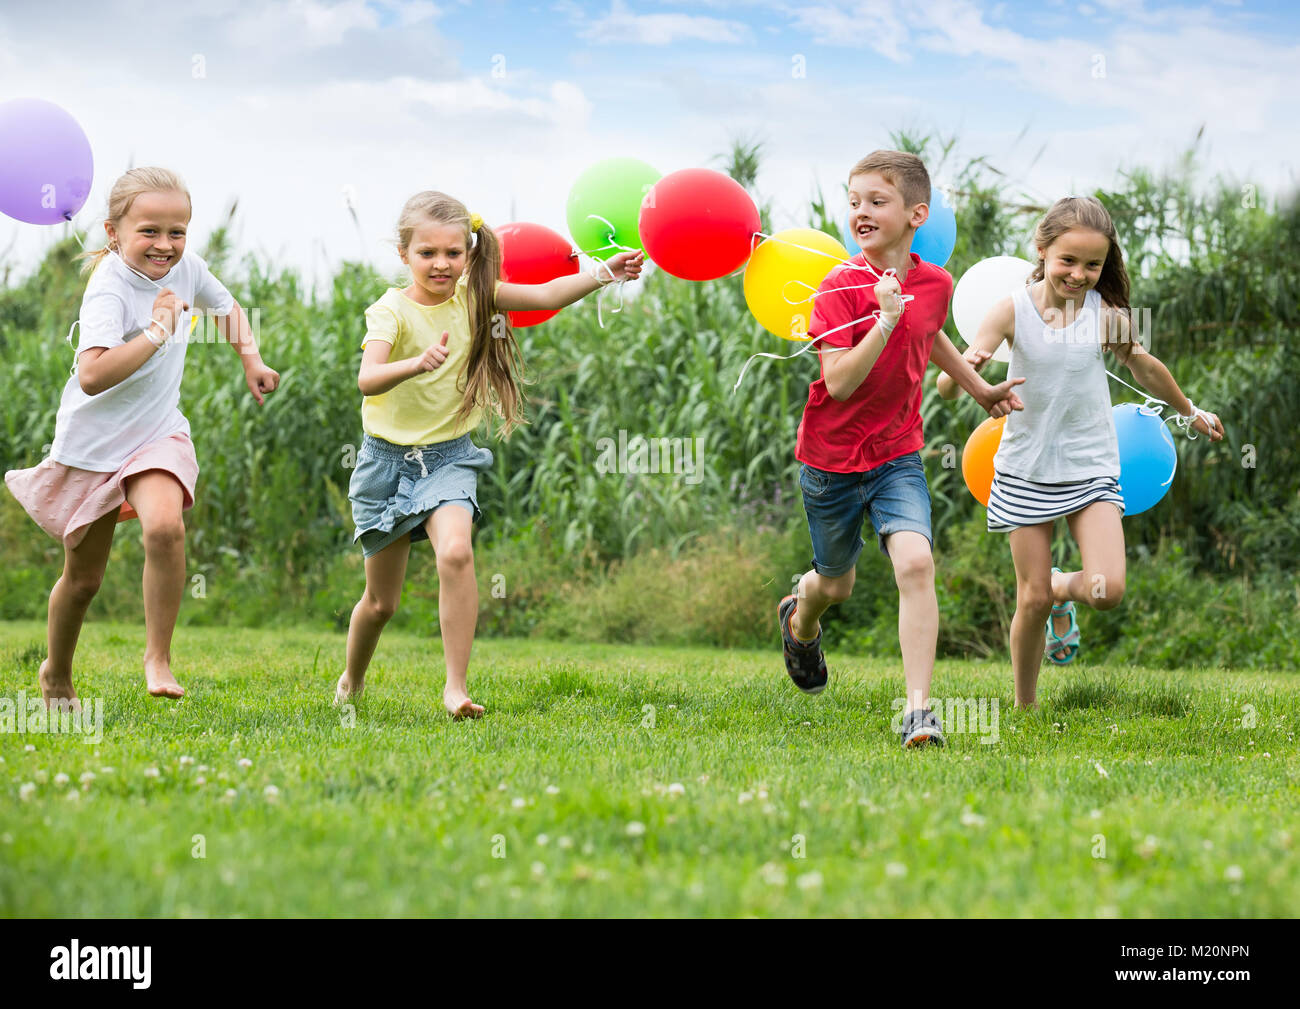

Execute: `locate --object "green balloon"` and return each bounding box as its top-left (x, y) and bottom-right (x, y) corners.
top-left (566, 157), bottom-right (661, 261)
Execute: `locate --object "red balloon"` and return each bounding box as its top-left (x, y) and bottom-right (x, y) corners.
top-left (639, 168), bottom-right (761, 281)
top-left (495, 222), bottom-right (579, 326)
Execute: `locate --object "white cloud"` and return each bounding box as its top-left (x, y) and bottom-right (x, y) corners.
top-left (779, 1), bottom-right (910, 62)
top-left (226, 0), bottom-right (380, 49)
top-left (579, 0), bottom-right (751, 45)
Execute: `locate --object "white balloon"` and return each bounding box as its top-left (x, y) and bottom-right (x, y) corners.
top-left (952, 255), bottom-right (1035, 363)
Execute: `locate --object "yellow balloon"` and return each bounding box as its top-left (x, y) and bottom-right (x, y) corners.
top-left (743, 227), bottom-right (849, 341)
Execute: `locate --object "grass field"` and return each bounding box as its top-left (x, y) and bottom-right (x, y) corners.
top-left (1, 621), bottom-right (1295, 917)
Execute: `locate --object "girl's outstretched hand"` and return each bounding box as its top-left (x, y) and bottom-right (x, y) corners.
top-left (600, 251), bottom-right (645, 283)
top-left (244, 360), bottom-right (280, 406)
top-left (1188, 408), bottom-right (1224, 442)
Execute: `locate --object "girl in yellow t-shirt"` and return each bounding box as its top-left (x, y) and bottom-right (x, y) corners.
top-left (338, 190), bottom-right (643, 718)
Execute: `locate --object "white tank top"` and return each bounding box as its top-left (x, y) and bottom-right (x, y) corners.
top-left (993, 285), bottom-right (1120, 483)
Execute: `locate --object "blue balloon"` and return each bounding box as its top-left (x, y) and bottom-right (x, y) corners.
top-left (912, 185), bottom-right (957, 267)
top-left (1113, 403), bottom-right (1177, 516)
top-left (842, 184), bottom-right (957, 267)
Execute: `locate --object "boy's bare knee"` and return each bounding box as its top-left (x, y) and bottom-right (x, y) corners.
top-left (813, 570), bottom-right (855, 603)
top-left (892, 553), bottom-right (934, 591)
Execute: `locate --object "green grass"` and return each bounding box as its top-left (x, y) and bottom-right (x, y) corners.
top-left (1, 621), bottom-right (1296, 917)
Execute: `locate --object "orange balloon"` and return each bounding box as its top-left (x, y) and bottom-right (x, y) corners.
top-left (961, 415), bottom-right (1007, 506)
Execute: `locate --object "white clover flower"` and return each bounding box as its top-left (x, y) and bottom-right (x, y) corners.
top-left (237, 758), bottom-right (252, 769)
top-left (737, 791), bottom-right (753, 804)
top-left (885, 862), bottom-right (908, 878)
top-left (19, 783), bottom-right (36, 801)
top-left (264, 785), bottom-right (280, 800)
top-left (79, 772), bottom-right (95, 785)
top-left (960, 810), bottom-right (986, 828)
top-left (625, 821), bottom-right (646, 837)
top-left (536, 834), bottom-right (549, 846)
top-left (758, 862), bottom-right (786, 886)
top-left (143, 767), bottom-right (160, 779)
top-left (558, 836), bottom-right (573, 849)
top-left (666, 783), bottom-right (685, 797)
top-left (796, 871), bottom-right (824, 891)
top-left (1224, 865), bottom-right (1244, 882)
top-left (53, 773), bottom-right (70, 787)
top-left (544, 785), bottom-right (560, 795)
top-left (511, 797), bottom-right (526, 809)
top-left (1093, 761), bottom-right (1110, 779)
top-left (195, 777), bottom-right (206, 786)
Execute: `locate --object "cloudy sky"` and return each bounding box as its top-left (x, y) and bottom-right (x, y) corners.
top-left (2, 0), bottom-right (1297, 287)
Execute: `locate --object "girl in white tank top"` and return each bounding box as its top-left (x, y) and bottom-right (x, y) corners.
top-left (935, 196), bottom-right (1224, 708)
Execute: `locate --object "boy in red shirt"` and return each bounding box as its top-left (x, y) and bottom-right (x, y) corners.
top-left (779, 150), bottom-right (1025, 748)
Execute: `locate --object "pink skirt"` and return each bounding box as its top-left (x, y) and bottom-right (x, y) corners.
top-left (4, 433), bottom-right (198, 550)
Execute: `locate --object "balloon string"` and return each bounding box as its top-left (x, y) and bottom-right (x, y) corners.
top-left (1104, 368), bottom-right (1208, 440)
top-left (731, 307), bottom-right (896, 393)
top-left (731, 232), bottom-right (913, 391)
top-left (581, 214), bottom-right (639, 257)
top-left (588, 256), bottom-right (625, 329)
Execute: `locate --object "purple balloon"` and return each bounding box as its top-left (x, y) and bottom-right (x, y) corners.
top-left (0, 98), bottom-right (94, 226)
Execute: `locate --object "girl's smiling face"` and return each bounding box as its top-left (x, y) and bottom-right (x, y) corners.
top-left (1039, 227), bottom-right (1110, 305)
top-left (401, 219), bottom-right (468, 305)
top-left (105, 189), bottom-right (191, 280)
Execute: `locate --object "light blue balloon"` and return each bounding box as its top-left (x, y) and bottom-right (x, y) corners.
top-left (842, 184), bottom-right (957, 267)
top-left (1113, 403), bottom-right (1177, 516)
top-left (912, 185), bottom-right (956, 267)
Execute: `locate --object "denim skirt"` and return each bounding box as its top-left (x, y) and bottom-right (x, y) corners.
top-left (349, 433), bottom-right (494, 557)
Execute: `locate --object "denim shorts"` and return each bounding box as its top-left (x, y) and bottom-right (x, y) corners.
top-left (799, 451), bottom-right (933, 577)
top-left (349, 433), bottom-right (494, 557)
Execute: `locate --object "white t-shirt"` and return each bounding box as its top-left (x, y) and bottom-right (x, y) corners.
top-left (993, 286), bottom-right (1120, 483)
top-left (50, 251), bottom-right (235, 472)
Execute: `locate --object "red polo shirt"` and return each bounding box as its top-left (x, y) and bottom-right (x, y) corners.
top-left (795, 252), bottom-right (953, 473)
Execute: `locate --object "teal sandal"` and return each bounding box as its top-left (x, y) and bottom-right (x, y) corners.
top-left (1045, 566), bottom-right (1080, 665)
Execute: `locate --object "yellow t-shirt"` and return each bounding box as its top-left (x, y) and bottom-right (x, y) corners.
top-left (360, 275), bottom-right (501, 446)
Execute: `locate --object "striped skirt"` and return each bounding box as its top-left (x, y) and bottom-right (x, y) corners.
top-left (987, 472), bottom-right (1125, 532)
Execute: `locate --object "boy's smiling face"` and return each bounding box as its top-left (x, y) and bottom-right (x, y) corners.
top-left (847, 171), bottom-right (928, 257)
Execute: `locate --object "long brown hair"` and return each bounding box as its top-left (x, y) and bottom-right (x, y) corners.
top-left (1029, 196), bottom-right (1131, 313)
top-left (76, 167), bottom-right (192, 275)
top-left (396, 191), bottom-right (526, 437)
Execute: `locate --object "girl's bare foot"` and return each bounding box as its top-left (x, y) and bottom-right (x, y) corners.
top-left (334, 672), bottom-right (364, 706)
top-left (38, 659), bottom-right (81, 712)
top-left (144, 654), bottom-right (184, 699)
top-left (444, 688), bottom-right (484, 720)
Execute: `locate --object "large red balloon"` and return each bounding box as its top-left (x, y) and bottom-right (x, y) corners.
top-left (639, 168), bottom-right (761, 281)
top-left (495, 222), bottom-right (579, 326)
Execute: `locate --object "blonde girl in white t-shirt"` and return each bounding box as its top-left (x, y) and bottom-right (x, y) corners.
top-left (4, 167), bottom-right (280, 707)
